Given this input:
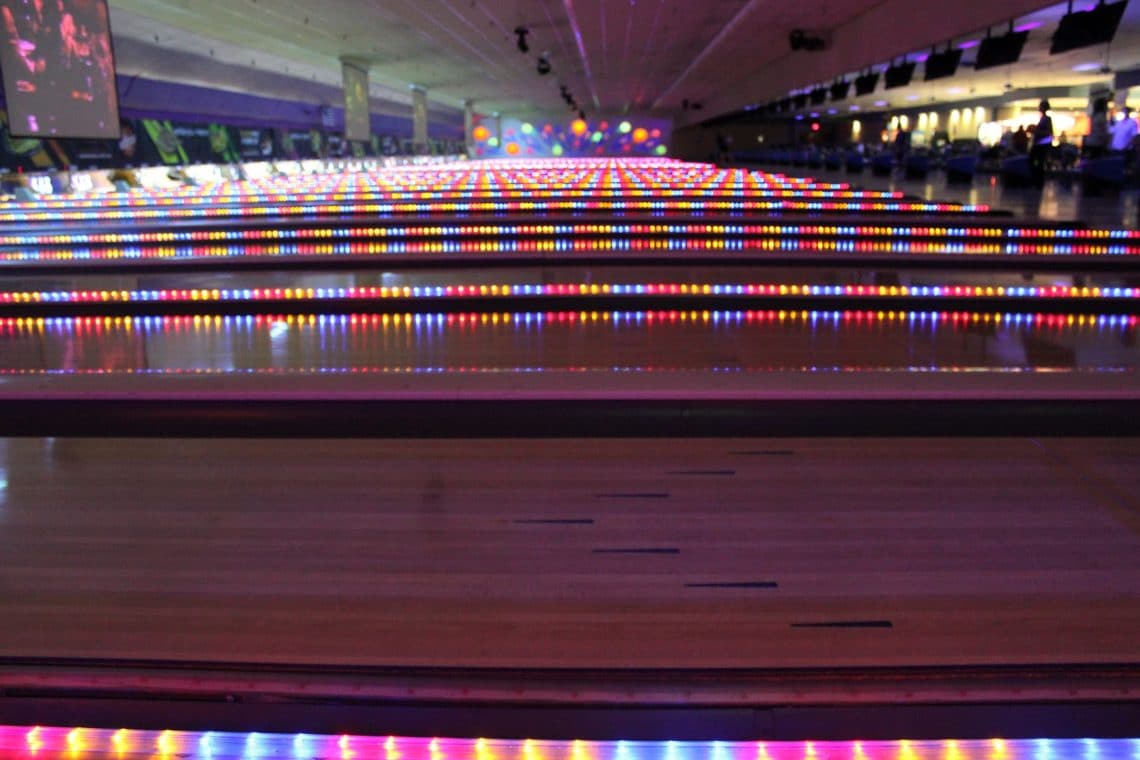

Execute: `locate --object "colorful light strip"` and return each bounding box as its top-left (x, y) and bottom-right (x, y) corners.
top-left (2, 310), bottom-right (1135, 335)
top-left (0, 197), bottom-right (987, 224)
top-left (1, 281), bottom-right (1135, 308)
top-left (1, 223), bottom-right (1135, 250)
top-left (12, 162), bottom-right (884, 208)
top-left (0, 726), bottom-right (1136, 760)
top-left (3, 239), bottom-right (1139, 266)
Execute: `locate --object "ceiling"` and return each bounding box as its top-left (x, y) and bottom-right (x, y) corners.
top-left (105, 0), bottom-right (1134, 124)
top-left (741, 0), bottom-right (1140, 122)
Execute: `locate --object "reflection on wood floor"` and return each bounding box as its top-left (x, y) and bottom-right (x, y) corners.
top-left (1, 437), bottom-right (1137, 669)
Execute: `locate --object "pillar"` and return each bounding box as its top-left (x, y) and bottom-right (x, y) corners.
top-left (411, 86), bottom-right (428, 154)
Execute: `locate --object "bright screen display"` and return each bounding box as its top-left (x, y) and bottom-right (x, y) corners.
top-left (342, 61), bottom-right (370, 142)
top-left (0, 0), bottom-right (119, 138)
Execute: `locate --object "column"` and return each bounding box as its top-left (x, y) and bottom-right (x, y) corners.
top-left (411, 86), bottom-right (428, 154)
top-left (463, 100), bottom-right (475, 158)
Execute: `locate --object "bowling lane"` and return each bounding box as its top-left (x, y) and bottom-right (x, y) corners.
top-left (0, 436), bottom-right (1137, 670)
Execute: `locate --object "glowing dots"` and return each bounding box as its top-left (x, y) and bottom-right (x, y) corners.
top-left (619, 121), bottom-right (632, 133)
top-left (157, 730), bottom-right (176, 756)
top-left (571, 119), bottom-right (588, 136)
top-left (200, 733), bottom-right (215, 756)
top-left (26, 727), bottom-right (43, 753)
top-left (339, 735), bottom-right (354, 758)
top-left (592, 131), bottom-right (604, 143)
top-left (487, 137), bottom-right (500, 148)
top-left (552, 144), bottom-right (564, 156)
top-left (472, 125), bottom-right (490, 142)
top-left (505, 142), bottom-right (521, 156)
top-left (655, 145), bottom-right (668, 156)
top-left (521, 123), bottom-right (535, 135)
top-left (66, 729), bottom-right (83, 753)
top-left (113, 729), bottom-right (129, 752)
top-left (245, 732), bottom-right (262, 757)
top-left (632, 127), bottom-right (649, 143)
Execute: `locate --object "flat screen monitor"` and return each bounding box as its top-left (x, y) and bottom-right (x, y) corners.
top-left (342, 60), bottom-right (370, 142)
top-left (976, 30), bottom-right (1029, 69)
top-left (854, 72), bottom-right (879, 96)
top-left (830, 80), bottom-right (851, 101)
top-left (1051, 0), bottom-right (1127, 54)
top-left (0, 0), bottom-right (120, 138)
top-left (884, 61), bottom-right (916, 89)
top-left (809, 87), bottom-right (827, 105)
top-left (923, 49), bottom-right (962, 81)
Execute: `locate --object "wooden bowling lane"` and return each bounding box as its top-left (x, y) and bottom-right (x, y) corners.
top-left (0, 437), bottom-right (1138, 673)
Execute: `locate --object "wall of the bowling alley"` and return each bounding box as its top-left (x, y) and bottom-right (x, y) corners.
top-left (0, 74), bottom-right (466, 171)
top-left (670, 120), bottom-right (797, 162)
top-left (470, 115), bottom-right (671, 158)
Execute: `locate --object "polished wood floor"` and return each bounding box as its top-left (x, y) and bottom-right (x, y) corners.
top-left (1, 436), bottom-right (1138, 670)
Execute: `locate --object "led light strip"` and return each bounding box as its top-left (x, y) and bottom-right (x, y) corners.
top-left (18, 164), bottom-right (875, 208)
top-left (0, 726), bottom-right (1137, 760)
top-left (2, 281), bottom-right (1135, 308)
top-left (0, 223), bottom-right (1133, 249)
top-left (5, 238), bottom-right (1140, 266)
top-left (4, 307), bottom-right (1130, 328)
top-left (0, 198), bottom-right (987, 225)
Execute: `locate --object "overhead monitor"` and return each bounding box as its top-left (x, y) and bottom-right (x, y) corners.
top-left (884, 61), bottom-right (916, 89)
top-left (830, 80), bottom-right (851, 101)
top-left (923, 49), bottom-right (963, 81)
top-left (342, 60), bottom-right (370, 142)
top-left (975, 30), bottom-right (1030, 69)
top-left (0, 0), bottom-right (120, 138)
top-left (809, 87), bottom-right (827, 105)
top-left (854, 72), bottom-right (879, 96)
top-left (1050, 0), bottom-right (1127, 54)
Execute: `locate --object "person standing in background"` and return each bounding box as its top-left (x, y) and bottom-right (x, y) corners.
top-left (1111, 107), bottom-right (1138, 152)
top-left (1029, 99), bottom-right (1053, 188)
top-left (1086, 97), bottom-right (1110, 158)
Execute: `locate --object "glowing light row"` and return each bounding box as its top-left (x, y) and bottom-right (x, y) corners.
top-left (6, 239), bottom-right (1140, 266)
top-left (19, 162), bottom-right (869, 208)
top-left (1, 223), bottom-right (1134, 249)
top-left (2, 310), bottom-right (1135, 336)
top-left (2, 282), bottom-right (1134, 308)
top-left (2, 726), bottom-right (1138, 760)
top-left (0, 198), bottom-right (984, 225)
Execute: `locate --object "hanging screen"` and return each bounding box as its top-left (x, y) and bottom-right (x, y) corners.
top-left (0, 0), bottom-right (120, 138)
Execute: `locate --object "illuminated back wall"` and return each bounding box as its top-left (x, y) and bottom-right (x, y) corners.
top-left (471, 116), bottom-right (671, 158)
